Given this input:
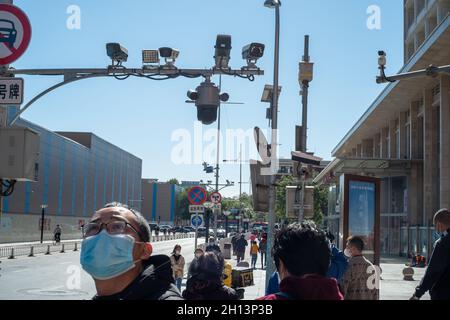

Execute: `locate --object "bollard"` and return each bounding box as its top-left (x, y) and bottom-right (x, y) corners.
top-left (28, 246), bottom-right (35, 257)
top-left (45, 245), bottom-right (51, 255)
top-left (73, 243), bottom-right (78, 252)
top-left (8, 248), bottom-right (15, 259)
top-left (60, 244), bottom-right (65, 253)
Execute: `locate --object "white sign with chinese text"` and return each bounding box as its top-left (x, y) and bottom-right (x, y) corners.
top-left (189, 205), bottom-right (205, 213)
top-left (0, 78), bottom-right (23, 104)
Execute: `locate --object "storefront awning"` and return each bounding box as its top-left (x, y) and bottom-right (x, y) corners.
top-left (313, 157), bottom-right (423, 185)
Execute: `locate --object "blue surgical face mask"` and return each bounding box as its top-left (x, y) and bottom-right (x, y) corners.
top-left (80, 230), bottom-right (140, 280)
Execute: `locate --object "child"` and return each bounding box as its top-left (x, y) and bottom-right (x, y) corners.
top-left (250, 241), bottom-right (259, 269)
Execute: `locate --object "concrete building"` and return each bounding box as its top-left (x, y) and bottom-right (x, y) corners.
top-left (141, 179), bottom-right (182, 226)
top-left (0, 107), bottom-right (142, 243)
top-left (314, 0), bottom-right (450, 258)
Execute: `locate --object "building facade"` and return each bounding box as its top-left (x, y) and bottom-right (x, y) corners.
top-left (0, 107), bottom-right (142, 243)
top-left (315, 0), bottom-right (450, 258)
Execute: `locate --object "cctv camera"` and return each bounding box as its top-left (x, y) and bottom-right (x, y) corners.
top-left (214, 34), bottom-right (232, 69)
top-left (106, 43), bottom-right (128, 63)
top-left (193, 80), bottom-right (221, 125)
top-left (187, 90), bottom-right (199, 100)
top-left (242, 43), bottom-right (265, 61)
top-left (159, 47), bottom-right (180, 65)
top-left (378, 50), bottom-right (387, 67)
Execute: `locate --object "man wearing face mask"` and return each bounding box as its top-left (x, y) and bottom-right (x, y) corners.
top-left (80, 202), bottom-right (183, 300)
top-left (411, 208), bottom-right (450, 300)
top-left (340, 236), bottom-right (379, 300)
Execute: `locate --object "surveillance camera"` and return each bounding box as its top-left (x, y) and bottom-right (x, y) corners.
top-left (219, 93), bottom-right (229, 102)
top-left (159, 47), bottom-right (180, 64)
top-left (378, 50), bottom-right (387, 67)
top-left (187, 90), bottom-right (199, 100)
top-left (214, 34), bottom-right (232, 69)
top-left (106, 43), bottom-right (128, 63)
top-left (242, 43), bottom-right (265, 61)
top-left (193, 80), bottom-right (220, 125)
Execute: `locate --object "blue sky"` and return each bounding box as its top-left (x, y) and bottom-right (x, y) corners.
top-left (12, 0), bottom-right (404, 197)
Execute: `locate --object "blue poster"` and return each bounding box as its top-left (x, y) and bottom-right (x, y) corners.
top-left (348, 180), bottom-right (375, 249)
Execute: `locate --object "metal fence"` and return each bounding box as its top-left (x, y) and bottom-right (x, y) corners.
top-left (0, 232), bottom-right (196, 259)
top-left (0, 241), bottom-right (81, 259)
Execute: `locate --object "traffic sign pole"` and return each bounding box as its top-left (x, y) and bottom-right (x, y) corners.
top-left (194, 211), bottom-right (198, 251)
top-left (0, 0), bottom-right (13, 128)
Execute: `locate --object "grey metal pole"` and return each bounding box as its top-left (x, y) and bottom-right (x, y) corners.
top-left (239, 145), bottom-right (243, 232)
top-left (301, 35), bottom-right (310, 152)
top-left (299, 180), bottom-right (305, 224)
top-left (266, 0), bottom-right (281, 288)
top-left (213, 76), bottom-right (222, 242)
top-left (0, 196), bottom-right (3, 232)
top-left (40, 206), bottom-right (45, 244)
top-left (0, 0), bottom-right (13, 128)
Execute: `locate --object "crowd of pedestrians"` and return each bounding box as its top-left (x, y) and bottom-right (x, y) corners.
top-left (78, 202), bottom-right (450, 300)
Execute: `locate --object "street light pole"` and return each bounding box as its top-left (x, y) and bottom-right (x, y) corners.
top-left (239, 144), bottom-right (243, 233)
top-left (265, 0), bottom-right (281, 288)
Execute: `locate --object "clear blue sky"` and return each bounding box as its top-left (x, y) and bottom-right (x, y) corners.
top-left (13, 0), bottom-right (404, 197)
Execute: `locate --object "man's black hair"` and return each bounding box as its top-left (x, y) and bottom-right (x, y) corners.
top-left (188, 251), bottom-right (224, 281)
top-left (103, 202), bottom-right (151, 242)
top-left (272, 222), bottom-right (331, 277)
top-left (347, 236), bottom-right (364, 252)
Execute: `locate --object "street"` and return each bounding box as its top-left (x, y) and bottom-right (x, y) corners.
top-left (0, 237), bottom-right (197, 300)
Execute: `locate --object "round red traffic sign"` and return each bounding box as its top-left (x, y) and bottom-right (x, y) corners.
top-left (210, 192), bottom-right (222, 204)
top-left (187, 186), bottom-right (207, 205)
top-left (0, 4), bottom-right (32, 65)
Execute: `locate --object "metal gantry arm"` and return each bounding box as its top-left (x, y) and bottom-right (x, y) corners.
top-left (5, 65), bottom-right (264, 126)
top-left (376, 54), bottom-right (450, 84)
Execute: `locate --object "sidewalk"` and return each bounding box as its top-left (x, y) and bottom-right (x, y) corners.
top-left (224, 253), bottom-right (431, 300)
top-left (225, 253), bottom-right (267, 300)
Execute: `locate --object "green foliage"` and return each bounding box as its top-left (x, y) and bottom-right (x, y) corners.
top-left (167, 178), bottom-right (180, 185)
top-left (313, 186), bottom-right (328, 227)
top-left (176, 189), bottom-right (190, 221)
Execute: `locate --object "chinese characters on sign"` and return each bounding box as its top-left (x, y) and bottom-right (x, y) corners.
top-left (0, 78), bottom-right (24, 104)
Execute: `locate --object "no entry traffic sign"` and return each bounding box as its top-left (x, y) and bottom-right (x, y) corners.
top-left (0, 4), bottom-right (31, 65)
top-left (187, 186), bottom-right (207, 205)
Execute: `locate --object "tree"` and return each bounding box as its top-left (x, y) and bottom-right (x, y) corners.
top-left (313, 186), bottom-right (328, 227)
top-left (167, 178), bottom-right (180, 185)
top-left (176, 189), bottom-right (190, 222)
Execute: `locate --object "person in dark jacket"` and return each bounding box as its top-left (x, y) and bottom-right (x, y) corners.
top-left (257, 222), bottom-right (343, 300)
top-left (80, 202), bottom-right (183, 300)
top-left (266, 271), bottom-right (280, 295)
top-left (206, 237), bottom-right (221, 253)
top-left (411, 208), bottom-right (450, 300)
top-left (325, 231), bottom-right (348, 281)
top-left (235, 234), bottom-right (248, 263)
top-left (183, 251), bottom-right (238, 300)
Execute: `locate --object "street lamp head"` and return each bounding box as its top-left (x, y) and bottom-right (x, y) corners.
top-left (264, 0), bottom-right (281, 8)
top-left (142, 49), bottom-right (160, 65)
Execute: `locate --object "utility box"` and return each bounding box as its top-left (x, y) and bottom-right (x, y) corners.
top-left (0, 127), bottom-right (40, 181)
top-left (286, 185), bottom-right (314, 220)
